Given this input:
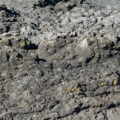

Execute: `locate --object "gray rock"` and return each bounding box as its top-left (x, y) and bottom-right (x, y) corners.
top-left (0, 1), bottom-right (120, 120)
top-left (86, 0), bottom-right (120, 7)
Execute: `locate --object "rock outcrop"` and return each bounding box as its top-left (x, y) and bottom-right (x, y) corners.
top-left (0, 1), bottom-right (120, 120)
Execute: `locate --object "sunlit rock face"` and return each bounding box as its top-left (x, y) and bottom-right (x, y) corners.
top-left (0, 0), bottom-right (38, 12)
top-left (1, 0), bottom-right (120, 12)
top-left (86, 0), bottom-right (120, 7)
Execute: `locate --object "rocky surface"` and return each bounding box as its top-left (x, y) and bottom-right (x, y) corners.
top-left (0, 0), bottom-right (120, 120)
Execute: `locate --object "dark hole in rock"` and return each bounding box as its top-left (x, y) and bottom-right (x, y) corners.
top-left (107, 103), bottom-right (116, 109)
top-left (7, 39), bottom-right (12, 46)
top-left (16, 54), bottom-right (23, 59)
top-left (74, 103), bottom-right (83, 113)
top-left (117, 36), bottom-right (120, 42)
top-left (6, 53), bottom-right (10, 61)
top-left (67, 4), bottom-right (76, 10)
top-left (35, 56), bottom-right (47, 63)
top-left (26, 43), bottom-right (38, 50)
top-left (6, 26), bottom-right (10, 32)
top-left (34, 0), bottom-right (69, 8)
top-left (103, 42), bottom-right (114, 50)
top-left (80, 0), bottom-right (86, 4)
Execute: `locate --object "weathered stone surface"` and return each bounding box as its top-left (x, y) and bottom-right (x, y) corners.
top-left (0, 1), bottom-right (120, 120)
top-left (86, 0), bottom-right (120, 7)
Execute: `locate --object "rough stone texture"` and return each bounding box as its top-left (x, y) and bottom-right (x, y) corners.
top-left (0, 0), bottom-right (120, 120)
top-left (86, 0), bottom-right (120, 7)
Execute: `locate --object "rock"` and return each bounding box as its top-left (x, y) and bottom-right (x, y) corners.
top-left (97, 112), bottom-right (105, 120)
top-left (86, 0), bottom-right (120, 7)
top-left (0, 0), bottom-right (120, 120)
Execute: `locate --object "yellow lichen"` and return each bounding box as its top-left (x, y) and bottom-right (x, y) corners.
top-left (27, 40), bottom-right (31, 46)
top-left (76, 87), bottom-right (80, 91)
top-left (101, 82), bottom-right (104, 86)
top-left (71, 86), bottom-right (80, 92)
top-left (74, 86), bottom-right (77, 90)
top-left (113, 79), bottom-right (117, 85)
top-left (13, 33), bottom-right (17, 36)
top-left (82, 80), bottom-right (85, 83)
top-left (15, 37), bottom-right (19, 41)
top-left (71, 88), bottom-right (75, 92)
top-left (9, 48), bottom-right (14, 52)
top-left (64, 88), bottom-right (68, 93)
top-left (20, 42), bottom-right (25, 48)
top-left (64, 78), bottom-right (68, 82)
top-left (4, 45), bottom-right (9, 50)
